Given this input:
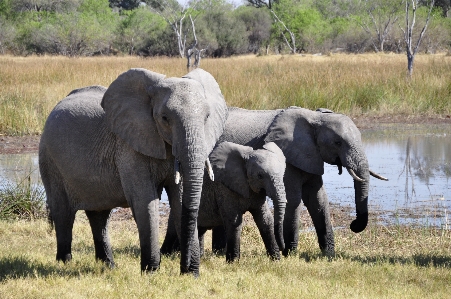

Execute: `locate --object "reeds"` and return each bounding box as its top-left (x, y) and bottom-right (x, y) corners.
top-left (0, 172), bottom-right (46, 220)
top-left (1, 53), bottom-right (450, 135)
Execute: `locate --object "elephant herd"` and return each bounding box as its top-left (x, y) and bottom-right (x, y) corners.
top-left (39, 68), bottom-right (388, 276)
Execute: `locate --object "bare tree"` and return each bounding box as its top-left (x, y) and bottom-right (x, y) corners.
top-left (399, 0), bottom-right (435, 77)
top-left (247, 0), bottom-right (296, 54)
top-left (186, 15), bottom-right (197, 69)
top-left (150, 0), bottom-right (201, 58)
top-left (359, 0), bottom-right (403, 52)
top-left (270, 9), bottom-right (296, 54)
top-left (186, 15), bottom-right (208, 69)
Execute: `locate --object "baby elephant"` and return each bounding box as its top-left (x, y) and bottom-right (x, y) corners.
top-left (197, 141), bottom-right (287, 262)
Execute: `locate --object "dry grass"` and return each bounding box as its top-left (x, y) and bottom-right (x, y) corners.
top-left (1, 53), bottom-right (451, 135)
top-left (0, 214), bottom-right (450, 298)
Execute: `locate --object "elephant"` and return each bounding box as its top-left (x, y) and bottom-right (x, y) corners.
top-left (39, 68), bottom-right (228, 276)
top-left (193, 141), bottom-right (287, 262)
top-left (162, 106), bottom-right (388, 257)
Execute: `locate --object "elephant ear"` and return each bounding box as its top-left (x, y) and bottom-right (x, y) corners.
top-left (316, 108), bottom-right (334, 113)
top-left (209, 142), bottom-right (253, 199)
top-left (264, 108), bottom-right (324, 175)
top-left (183, 68), bottom-right (228, 155)
top-left (262, 142), bottom-right (286, 165)
top-left (101, 68), bottom-right (167, 159)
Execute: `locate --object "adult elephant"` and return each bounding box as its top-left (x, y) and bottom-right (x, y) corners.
top-left (162, 106), bottom-right (387, 257)
top-left (39, 68), bottom-right (227, 276)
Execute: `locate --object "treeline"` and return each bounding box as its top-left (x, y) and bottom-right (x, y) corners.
top-left (0, 0), bottom-right (450, 57)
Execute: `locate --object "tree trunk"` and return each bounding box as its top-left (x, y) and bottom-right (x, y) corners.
top-left (407, 53), bottom-right (414, 77)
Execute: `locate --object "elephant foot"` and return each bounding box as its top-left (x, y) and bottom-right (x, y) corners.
top-left (180, 265), bottom-right (199, 278)
top-left (102, 260), bottom-right (115, 269)
top-left (282, 247), bottom-right (297, 257)
top-left (321, 248), bottom-right (335, 260)
top-left (56, 253), bottom-right (72, 263)
top-left (268, 252), bottom-right (281, 261)
top-left (141, 265), bottom-right (160, 273)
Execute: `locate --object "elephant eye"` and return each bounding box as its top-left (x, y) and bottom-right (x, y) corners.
top-left (335, 141), bottom-right (342, 147)
top-left (204, 113), bottom-right (210, 123)
top-left (162, 115), bottom-right (169, 124)
top-left (257, 173), bottom-right (264, 180)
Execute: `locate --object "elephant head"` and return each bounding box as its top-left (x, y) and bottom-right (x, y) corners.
top-left (100, 68), bottom-right (227, 274)
top-left (265, 107), bottom-right (387, 233)
top-left (209, 141), bottom-right (287, 250)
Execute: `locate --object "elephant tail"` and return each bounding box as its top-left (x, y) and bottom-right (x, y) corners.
top-left (46, 204), bottom-right (55, 232)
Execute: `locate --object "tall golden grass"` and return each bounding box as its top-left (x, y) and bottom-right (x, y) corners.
top-left (1, 53), bottom-right (451, 135)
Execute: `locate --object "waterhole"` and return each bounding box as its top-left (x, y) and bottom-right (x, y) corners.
top-left (1, 123), bottom-right (449, 227)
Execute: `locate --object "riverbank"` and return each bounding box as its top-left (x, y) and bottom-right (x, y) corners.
top-left (2, 114), bottom-right (450, 155)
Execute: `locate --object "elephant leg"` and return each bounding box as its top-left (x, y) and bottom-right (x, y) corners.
top-left (160, 208), bottom-right (180, 255)
top-left (282, 165), bottom-right (303, 257)
top-left (54, 208), bottom-right (76, 263)
top-left (224, 215), bottom-right (243, 263)
top-left (132, 197), bottom-right (160, 272)
top-left (249, 206), bottom-right (280, 260)
top-left (48, 188), bottom-right (76, 263)
top-left (117, 150), bottom-right (161, 272)
top-left (211, 225), bottom-right (227, 254)
top-left (85, 209), bottom-right (114, 267)
top-left (302, 175), bottom-right (335, 257)
top-left (198, 227), bottom-right (208, 257)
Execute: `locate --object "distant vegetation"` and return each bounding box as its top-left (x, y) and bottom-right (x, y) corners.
top-left (1, 54), bottom-right (450, 136)
top-left (0, 0), bottom-right (450, 57)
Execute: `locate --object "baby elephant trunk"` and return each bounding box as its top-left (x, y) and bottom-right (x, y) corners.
top-left (271, 178), bottom-right (287, 251)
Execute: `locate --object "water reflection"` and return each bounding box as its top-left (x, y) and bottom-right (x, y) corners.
top-left (324, 124), bottom-right (450, 227)
top-left (0, 124), bottom-right (449, 227)
top-left (0, 153), bottom-right (41, 187)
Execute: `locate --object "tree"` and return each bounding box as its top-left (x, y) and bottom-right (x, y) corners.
top-left (0, 17), bottom-right (16, 53)
top-left (115, 8), bottom-right (166, 55)
top-left (400, 0), bottom-right (435, 77)
top-left (358, 0), bottom-right (404, 52)
top-left (235, 6), bottom-right (272, 54)
top-left (10, 0), bottom-right (81, 13)
top-left (109, 0), bottom-right (141, 10)
top-left (247, 0), bottom-right (297, 54)
top-left (435, 0), bottom-right (451, 17)
top-left (149, 0), bottom-right (200, 58)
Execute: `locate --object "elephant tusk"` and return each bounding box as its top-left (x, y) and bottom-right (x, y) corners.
top-left (205, 159), bottom-right (214, 181)
top-left (174, 159), bottom-right (181, 185)
top-left (346, 168), bottom-right (365, 182)
top-left (370, 170), bottom-right (389, 181)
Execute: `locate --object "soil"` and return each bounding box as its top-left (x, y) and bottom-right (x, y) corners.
top-left (1, 114), bottom-right (449, 227)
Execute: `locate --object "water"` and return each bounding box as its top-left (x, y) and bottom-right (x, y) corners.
top-left (1, 123), bottom-right (449, 227)
top-left (324, 123), bottom-right (450, 227)
top-left (0, 153), bottom-right (41, 188)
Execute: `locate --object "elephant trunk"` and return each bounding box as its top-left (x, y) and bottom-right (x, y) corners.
top-left (349, 158), bottom-right (370, 233)
top-left (177, 128), bottom-right (206, 276)
top-left (271, 178), bottom-right (287, 251)
top-left (179, 158), bottom-right (204, 276)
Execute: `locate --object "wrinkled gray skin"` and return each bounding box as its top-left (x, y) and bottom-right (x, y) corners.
top-left (163, 106), bottom-right (386, 257)
top-left (195, 141), bottom-right (287, 262)
top-left (39, 68), bottom-right (227, 275)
